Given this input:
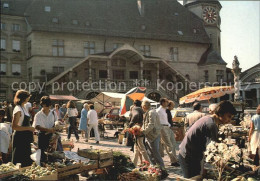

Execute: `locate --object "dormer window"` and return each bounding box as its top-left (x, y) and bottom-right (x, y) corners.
top-left (141, 25), bottom-right (146, 31)
top-left (72, 20), bottom-right (78, 25)
top-left (177, 31), bottom-right (183, 35)
top-left (3, 3), bottom-right (9, 8)
top-left (52, 18), bottom-right (58, 23)
top-left (45, 6), bottom-right (51, 12)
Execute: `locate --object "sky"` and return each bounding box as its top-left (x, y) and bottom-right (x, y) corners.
top-left (220, 1), bottom-right (259, 71)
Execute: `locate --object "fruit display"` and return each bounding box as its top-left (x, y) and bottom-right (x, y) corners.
top-left (78, 148), bottom-right (112, 160)
top-left (20, 163), bottom-right (56, 179)
top-left (0, 162), bottom-right (17, 174)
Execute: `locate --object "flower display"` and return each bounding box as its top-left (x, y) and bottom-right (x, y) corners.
top-left (124, 125), bottom-right (142, 136)
top-left (205, 141), bottom-right (243, 180)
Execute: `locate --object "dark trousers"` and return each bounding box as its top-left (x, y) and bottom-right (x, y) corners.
top-left (38, 132), bottom-right (52, 163)
top-left (68, 117), bottom-right (79, 140)
top-left (178, 154), bottom-right (201, 178)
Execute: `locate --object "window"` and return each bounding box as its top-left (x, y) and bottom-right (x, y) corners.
top-left (0, 63), bottom-right (6, 75)
top-left (111, 59), bottom-right (126, 67)
top-left (1, 39), bottom-right (6, 51)
top-left (72, 20), bottom-right (78, 25)
top-left (170, 47), bottom-right (178, 61)
top-left (45, 6), bottom-right (51, 12)
top-left (140, 45), bottom-right (151, 56)
top-left (177, 31), bottom-right (183, 35)
top-left (27, 41), bottom-right (31, 58)
top-left (204, 70), bottom-right (209, 82)
top-left (3, 3), bottom-right (9, 8)
top-left (28, 67), bottom-right (32, 82)
top-left (12, 40), bottom-right (20, 52)
top-left (1, 23), bottom-right (6, 30)
top-left (52, 18), bottom-right (58, 23)
top-left (12, 24), bottom-right (20, 31)
top-left (216, 70), bottom-right (224, 82)
top-left (129, 71), bottom-right (138, 79)
top-left (84, 41), bottom-right (95, 56)
top-left (0, 90), bottom-right (6, 102)
top-left (113, 43), bottom-right (123, 50)
top-left (113, 70), bottom-right (124, 80)
top-left (53, 66), bottom-right (64, 73)
top-left (52, 40), bottom-right (64, 56)
top-left (99, 70), bottom-right (107, 79)
top-left (143, 70), bottom-right (151, 80)
top-left (12, 64), bottom-right (21, 76)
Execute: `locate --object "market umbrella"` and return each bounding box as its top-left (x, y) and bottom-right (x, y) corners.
top-left (179, 86), bottom-right (234, 104)
top-left (120, 87), bottom-right (146, 115)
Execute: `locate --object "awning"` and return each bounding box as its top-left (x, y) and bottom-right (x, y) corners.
top-left (90, 92), bottom-right (125, 104)
top-left (179, 86), bottom-right (234, 104)
top-left (49, 95), bottom-right (79, 101)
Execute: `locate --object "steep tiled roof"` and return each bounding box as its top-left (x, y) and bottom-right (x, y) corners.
top-left (198, 46), bottom-right (226, 65)
top-left (1, 0), bottom-right (210, 44)
top-left (1, 0), bottom-right (33, 16)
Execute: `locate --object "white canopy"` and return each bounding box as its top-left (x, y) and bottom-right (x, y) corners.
top-left (90, 92), bottom-right (125, 106)
top-left (90, 92), bottom-right (156, 106)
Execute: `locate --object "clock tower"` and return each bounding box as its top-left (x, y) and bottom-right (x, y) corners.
top-left (184, 0), bottom-right (222, 54)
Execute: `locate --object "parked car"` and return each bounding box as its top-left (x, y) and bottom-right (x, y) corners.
top-left (98, 107), bottom-right (120, 121)
top-left (171, 108), bottom-right (193, 122)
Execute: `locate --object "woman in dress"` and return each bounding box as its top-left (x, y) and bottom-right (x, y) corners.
top-left (12, 90), bottom-right (35, 167)
top-left (79, 103), bottom-right (89, 141)
top-left (249, 104), bottom-right (260, 164)
top-left (65, 101), bottom-right (79, 142)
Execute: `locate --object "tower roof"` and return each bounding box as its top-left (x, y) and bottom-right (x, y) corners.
top-left (198, 46), bottom-right (227, 65)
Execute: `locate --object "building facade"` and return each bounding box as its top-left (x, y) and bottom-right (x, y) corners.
top-left (1, 0), bottom-right (229, 102)
top-left (240, 63), bottom-right (260, 107)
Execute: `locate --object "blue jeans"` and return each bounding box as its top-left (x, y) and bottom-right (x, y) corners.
top-left (68, 117), bottom-right (79, 140)
top-left (178, 154), bottom-right (201, 178)
top-left (148, 136), bottom-right (165, 169)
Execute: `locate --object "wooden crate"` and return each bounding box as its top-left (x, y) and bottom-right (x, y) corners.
top-left (77, 149), bottom-right (113, 160)
top-left (57, 163), bottom-right (82, 179)
top-left (99, 158), bottom-right (113, 168)
top-left (19, 166), bottom-right (58, 180)
top-left (81, 161), bottom-right (98, 171)
top-left (0, 169), bottom-right (20, 179)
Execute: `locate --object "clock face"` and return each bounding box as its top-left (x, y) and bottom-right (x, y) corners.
top-left (202, 6), bottom-right (218, 24)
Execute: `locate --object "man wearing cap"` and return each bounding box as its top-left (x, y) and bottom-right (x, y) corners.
top-left (184, 102), bottom-right (206, 132)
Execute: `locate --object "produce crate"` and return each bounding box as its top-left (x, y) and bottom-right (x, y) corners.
top-left (77, 149), bottom-right (113, 160)
top-left (57, 163), bottom-right (82, 179)
top-left (0, 169), bottom-right (20, 179)
top-left (99, 158), bottom-right (113, 168)
top-left (81, 160), bottom-right (98, 171)
top-left (19, 166), bottom-right (58, 180)
top-left (78, 149), bottom-right (113, 170)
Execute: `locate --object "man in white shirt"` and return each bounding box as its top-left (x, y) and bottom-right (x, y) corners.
top-left (87, 105), bottom-right (100, 144)
top-left (156, 98), bottom-right (179, 167)
top-left (33, 96), bottom-right (56, 163)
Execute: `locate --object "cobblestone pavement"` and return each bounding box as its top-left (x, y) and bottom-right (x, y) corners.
top-left (61, 129), bottom-right (183, 181)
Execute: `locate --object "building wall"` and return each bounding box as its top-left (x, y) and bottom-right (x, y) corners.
top-left (27, 31), bottom-right (209, 82)
top-left (0, 15), bottom-right (28, 101)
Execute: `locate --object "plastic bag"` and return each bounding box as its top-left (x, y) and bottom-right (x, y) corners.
top-left (30, 149), bottom-right (41, 166)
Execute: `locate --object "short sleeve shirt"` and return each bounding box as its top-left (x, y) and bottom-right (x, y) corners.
top-left (179, 116), bottom-right (218, 160)
top-left (251, 114), bottom-right (260, 131)
top-left (87, 110), bottom-right (98, 124)
top-left (13, 105), bottom-right (30, 126)
top-left (33, 110), bottom-right (56, 130)
top-left (67, 108), bottom-right (78, 117)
